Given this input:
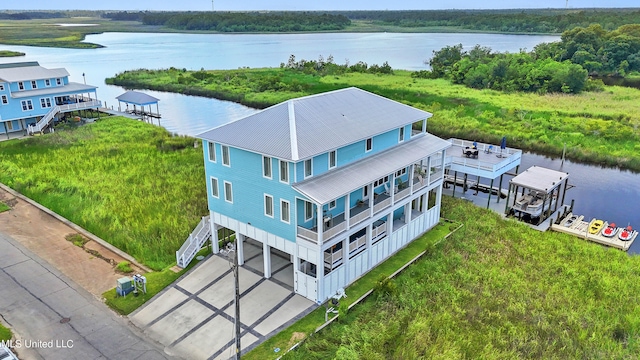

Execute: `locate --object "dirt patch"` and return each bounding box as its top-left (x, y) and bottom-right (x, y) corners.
top-left (0, 186), bottom-right (144, 296)
top-left (287, 332), bottom-right (307, 349)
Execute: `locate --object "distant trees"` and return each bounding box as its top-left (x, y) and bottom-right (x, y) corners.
top-left (281, 55), bottom-right (393, 75)
top-left (103, 11), bottom-right (351, 32)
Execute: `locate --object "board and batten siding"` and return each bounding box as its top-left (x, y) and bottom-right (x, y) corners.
top-left (203, 140), bottom-right (304, 242)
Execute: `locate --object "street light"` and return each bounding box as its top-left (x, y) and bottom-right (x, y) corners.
top-left (82, 72), bottom-right (86, 85)
top-left (221, 240), bottom-right (241, 360)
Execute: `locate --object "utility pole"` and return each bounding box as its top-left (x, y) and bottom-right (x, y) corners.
top-left (233, 240), bottom-right (241, 359)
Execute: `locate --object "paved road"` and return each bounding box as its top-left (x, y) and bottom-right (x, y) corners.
top-left (0, 231), bottom-right (178, 360)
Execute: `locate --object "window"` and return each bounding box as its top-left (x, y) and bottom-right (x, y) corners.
top-left (207, 142), bottom-right (216, 162)
top-left (6, 121), bottom-right (13, 131)
top-left (279, 160), bottom-right (289, 183)
top-left (221, 145), bottom-right (230, 166)
top-left (263, 156), bottom-right (272, 179)
top-left (365, 138), bottom-right (372, 152)
top-left (40, 98), bottom-right (52, 108)
top-left (224, 181), bottom-right (233, 203)
top-left (399, 127), bottom-right (405, 142)
top-left (396, 168), bottom-right (407, 177)
top-left (31, 80), bottom-right (37, 89)
top-left (45, 79), bottom-right (51, 87)
top-left (363, 186), bottom-right (368, 198)
top-left (329, 150), bottom-right (336, 169)
top-left (304, 159), bottom-right (312, 178)
top-left (281, 200), bottom-right (290, 223)
top-left (21, 100), bottom-right (33, 111)
top-left (264, 194), bottom-right (274, 217)
top-left (18, 82), bottom-right (24, 90)
top-left (374, 176), bottom-right (389, 187)
top-left (1, 95), bottom-right (7, 105)
top-left (0, 84), bottom-right (4, 91)
top-left (304, 201), bottom-right (313, 222)
top-left (210, 177), bottom-right (219, 198)
top-left (56, 78), bottom-right (62, 86)
top-left (329, 200), bottom-right (336, 209)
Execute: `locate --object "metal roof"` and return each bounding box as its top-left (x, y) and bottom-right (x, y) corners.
top-left (293, 133), bottom-right (451, 204)
top-left (510, 166), bottom-right (569, 193)
top-left (197, 87), bottom-right (432, 161)
top-left (11, 82), bottom-right (97, 98)
top-left (0, 63), bottom-right (69, 82)
top-left (116, 91), bottom-right (160, 106)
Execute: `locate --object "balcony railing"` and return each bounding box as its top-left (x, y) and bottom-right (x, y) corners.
top-left (350, 206), bottom-right (370, 226)
top-left (298, 226), bottom-right (318, 242)
top-left (396, 187), bottom-right (410, 200)
top-left (373, 197), bottom-right (392, 213)
top-left (324, 248), bottom-right (343, 268)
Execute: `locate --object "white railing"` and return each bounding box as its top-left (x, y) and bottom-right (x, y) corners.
top-left (28, 99), bottom-right (102, 134)
top-left (373, 197), bottom-right (392, 213)
top-left (372, 224), bottom-right (387, 240)
top-left (325, 221), bottom-right (347, 241)
top-left (350, 208), bottom-right (369, 227)
top-left (176, 215), bottom-right (211, 268)
top-left (349, 235), bottom-right (366, 255)
top-left (395, 187), bottom-right (410, 200)
top-left (324, 248), bottom-right (343, 268)
top-left (297, 226), bottom-right (318, 242)
top-left (429, 170), bottom-right (443, 184)
top-left (0, 344), bottom-right (19, 360)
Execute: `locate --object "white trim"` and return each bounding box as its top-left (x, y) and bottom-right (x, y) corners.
top-left (0, 84), bottom-right (4, 91)
top-left (262, 156), bottom-right (272, 179)
top-left (279, 159), bottom-right (289, 184)
top-left (264, 193), bottom-right (274, 218)
top-left (20, 100), bottom-right (33, 111)
top-left (40, 97), bottom-right (52, 109)
top-left (280, 199), bottom-right (291, 224)
top-left (210, 176), bottom-right (219, 198)
top-left (304, 201), bottom-right (313, 222)
top-left (208, 142), bottom-right (217, 163)
top-left (31, 80), bottom-right (37, 89)
top-left (329, 200), bottom-right (336, 210)
top-left (221, 145), bottom-right (230, 167)
top-left (288, 101), bottom-right (299, 160)
top-left (56, 78), bottom-right (62, 86)
top-left (304, 158), bottom-right (313, 179)
top-left (1, 95), bottom-right (8, 105)
top-left (399, 126), bottom-right (405, 142)
top-left (365, 137), bottom-right (373, 152)
top-left (44, 79), bottom-right (51, 87)
top-left (329, 150), bottom-right (337, 169)
top-left (224, 181), bottom-right (233, 203)
top-left (18, 82), bottom-right (24, 91)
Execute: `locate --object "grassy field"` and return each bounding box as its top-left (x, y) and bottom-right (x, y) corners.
top-left (108, 68), bottom-right (640, 171)
top-left (281, 196), bottom-right (640, 359)
top-left (0, 323), bottom-right (11, 341)
top-left (0, 201), bottom-right (9, 213)
top-left (0, 117), bottom-right (206, 270)
top-left (0, 50), bottom-right (24, 57)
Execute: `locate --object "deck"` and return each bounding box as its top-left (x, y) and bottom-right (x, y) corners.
top-left (446, 138), bottom-right (522, 179)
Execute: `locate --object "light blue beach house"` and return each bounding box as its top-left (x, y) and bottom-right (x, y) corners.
top-left (197, 87), bottom-right (450, 303)
top-left (0, 61), bottom-right (101, 137)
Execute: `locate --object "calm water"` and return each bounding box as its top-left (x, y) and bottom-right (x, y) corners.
top-left (0, 32), bottom-right (559, 135)
top-left (2, 31), bottom-right (638, 251)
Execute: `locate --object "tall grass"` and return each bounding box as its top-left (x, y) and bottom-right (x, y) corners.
top-left (0, 118), bottom-right (207, 269)
top-left (284, 197), bottom-right (640, 359)
top-left (108, 68), bottom-right (640, 171)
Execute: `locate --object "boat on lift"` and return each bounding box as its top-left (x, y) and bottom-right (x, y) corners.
top-left (601, 222), bottom-right (619, 238)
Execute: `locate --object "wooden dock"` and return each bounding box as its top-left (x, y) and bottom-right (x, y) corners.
top-left (551, 213), bottom-right (637, 251)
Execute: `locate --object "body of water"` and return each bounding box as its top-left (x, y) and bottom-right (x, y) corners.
top-left (2, 31), bottom-right (639, 251)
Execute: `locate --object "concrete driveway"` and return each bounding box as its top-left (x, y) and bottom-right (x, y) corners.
top-left (130, 240), bottom-right (316, 360)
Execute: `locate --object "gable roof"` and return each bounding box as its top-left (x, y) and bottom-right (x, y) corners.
top-left (0, 62), bottom-right (69, 83)
top-left (116, 90), bottom-right (160, 106)
top-left (197, 87), bottom-right (432, 161)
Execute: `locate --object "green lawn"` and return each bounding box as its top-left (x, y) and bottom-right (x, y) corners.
top-left (0, 323), bottom-right (11, 341)
top-left (281, 197), bottom-right (640, 359)
top-left (0, 117), bottom-right (206, 270)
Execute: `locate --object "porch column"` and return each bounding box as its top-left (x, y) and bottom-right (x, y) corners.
top-left (316, 204), bottom-right (323, 245)
top-left (426, 156), bottom-right (432, 184)
top-left (345, 194), bottom-right (351, 229)
top-left (404, 203), bottom-right (410, 223)
top-left (366, 223), bottom-right (373, 270)
top-left (263, 242), bottom-right (272, 279)
top-left (343, 237), bottom-right (350, 283)
top-left (369, 182), bottom-right (374, 218)
top-left (409, 164), bottom-right (415, 194)
top-left (316, 254), bottom-right (325, 302)
top-left (386, 213), bottom-right (393, 256)
top-left (237, 233), bottom-right (245, 266)
top-left (210, 217), bottom-right (219, 254)
top-left (390, 173), bottom-right (396, 204)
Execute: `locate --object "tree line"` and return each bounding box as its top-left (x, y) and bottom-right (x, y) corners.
top-left (420, 24), bottom-right (640, 94)
top-left (103, 11), bottom-right (351, 32)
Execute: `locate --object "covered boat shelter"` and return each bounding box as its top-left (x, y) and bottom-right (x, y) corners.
top-left (116, 91), bottom-right (161, 123)
top-left (505, 166), bottom-right (570, 225)
top-left (444, 138), bottom-right (522, 208)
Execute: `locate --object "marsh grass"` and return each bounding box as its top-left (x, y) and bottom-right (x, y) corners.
top-left (0, 201), bottom-right (9, 213)
top-left (0, 117), bottom-right (207, 270)
top-left (0, 50), bottom-right (24, 57)
top-left (283, 197), bottom-right (640, 359)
